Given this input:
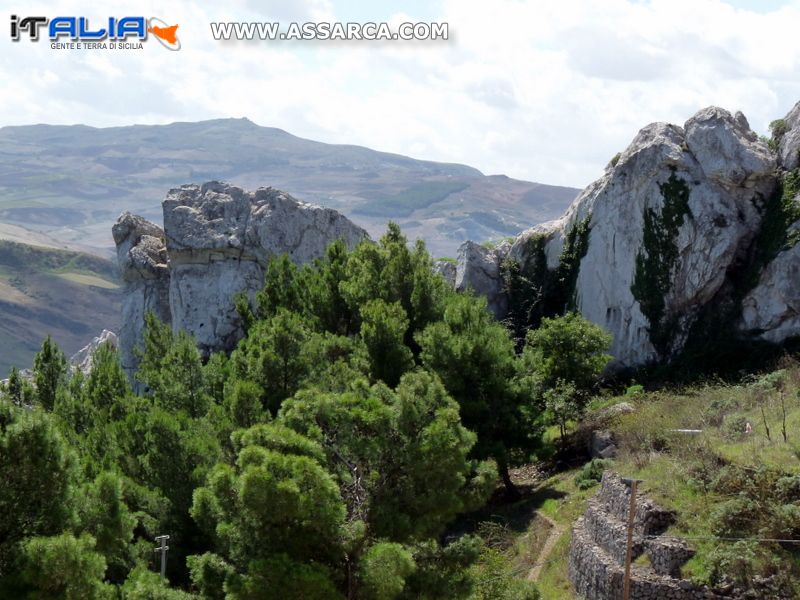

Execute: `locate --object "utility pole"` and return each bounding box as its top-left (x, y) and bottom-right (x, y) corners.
top-left (154, 534), bottom-right (170, 578)
top-left (622, 478), bottom-right (643, 600)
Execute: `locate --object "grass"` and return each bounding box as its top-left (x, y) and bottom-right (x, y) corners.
top-left (54, 272), bottom-right (119, 289)
top-left (472, 360), bottom-right (800, 597)
top-left (598, 363), bottom-right (800, 591)
top-left (535, 524), bottom-right (574, 599)
top-left (353, 180), bottom-right (469, 218)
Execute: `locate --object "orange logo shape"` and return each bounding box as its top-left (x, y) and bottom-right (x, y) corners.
top-left (148, 17), bottom-right (180, 50)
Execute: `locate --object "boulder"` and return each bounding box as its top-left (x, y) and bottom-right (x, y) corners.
top-left (589, 430), bottom-right (617, 459)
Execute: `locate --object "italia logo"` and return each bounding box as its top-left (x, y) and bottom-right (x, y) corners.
top-left (10, 15), bottom-right (181, 50)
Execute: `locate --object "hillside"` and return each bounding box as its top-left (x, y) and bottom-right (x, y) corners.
top-left (474, 364), bottom-right (800, 599)
top-left (0, 240), bottom-right (120, 376)
top-left (0, 119), bottom-right (579, 257)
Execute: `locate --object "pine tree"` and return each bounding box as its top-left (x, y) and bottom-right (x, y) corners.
top-left (33, 336), bottom-right (67, 411)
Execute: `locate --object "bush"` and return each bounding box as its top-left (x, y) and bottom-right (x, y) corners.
top-left (624, 384), bottom-right (644, 397)
top-left (722, 414), bottom-right (749, 441)
top-left (574, 459), bottom-right (610, 490)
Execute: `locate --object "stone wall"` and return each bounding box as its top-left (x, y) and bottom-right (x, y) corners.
top-left (568, 471), bottom-right (734, 600)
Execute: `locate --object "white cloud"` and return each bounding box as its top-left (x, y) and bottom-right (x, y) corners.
top-left (1, 0), bottom-right (800, 188)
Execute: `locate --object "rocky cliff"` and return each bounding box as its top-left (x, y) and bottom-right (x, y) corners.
top-left (114, 182), bottom-right (367, 382)
top-left (455, 102), bottom-right (800, 368)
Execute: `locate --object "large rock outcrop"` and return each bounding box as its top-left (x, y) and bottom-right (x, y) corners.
top-left (70, 329), bottom-right (118, 375)
top-left (113, 213), bottom-right (171, 382)
top-left (115, 182), bottom-right (367, 379)
top-left (455, 103), bottom-right (800, 368)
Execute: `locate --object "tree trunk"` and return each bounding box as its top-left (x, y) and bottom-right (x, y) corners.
top-left (497, 456), bottom-right (520, 499)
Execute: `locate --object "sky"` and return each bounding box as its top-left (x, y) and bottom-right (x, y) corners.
top-left (2, 0), bottom-right (800, 188)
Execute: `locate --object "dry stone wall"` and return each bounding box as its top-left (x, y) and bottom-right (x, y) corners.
top-left (569, 471), bottom-right (736, 600)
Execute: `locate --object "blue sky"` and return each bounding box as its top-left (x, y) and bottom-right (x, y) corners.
top-left (1, 0), bottom-right (800, 187)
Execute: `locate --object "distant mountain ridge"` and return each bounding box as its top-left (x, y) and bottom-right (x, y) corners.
top-left (0, 118), bottom-right (579, 257)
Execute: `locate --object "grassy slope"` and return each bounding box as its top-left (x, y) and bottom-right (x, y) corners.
top-left (468, 365), bottom-right (800, 598)
top-left (608, 371), bottom-right (800, 589)
top-left (0, 240), bottom-right (120, 375)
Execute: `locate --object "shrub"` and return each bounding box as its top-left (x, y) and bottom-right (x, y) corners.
top-left (574, 459), bottom-right (610, 490)
top-left (722, 414), bottom-right (749, 441)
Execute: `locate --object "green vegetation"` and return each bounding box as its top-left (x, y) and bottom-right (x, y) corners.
top-left (610, 152), bottom-right (621, 167)
top-left (0, 224), bottom-right (615, 599)
top-left (752, 168), bottom-right (800, 266)
top-left (573, 459), bottom-right (609, 490)
top-left (769, 118), bottom-right (788, 152)
top-left (354, 181), bottom-right (470, 218)
top-left (631, 169), bottom-right (693, 359)
top-left (518, 313), bottom-right (612, 440)
top-left (0, 240), bottom-right (116, 281)
top-left (7, 215), bottom-right (798, 598)
top-left (503, 216), bottom-right (592, 344)
top-left (606, 363), bottom-right (800, 596)
top-left (665, 168), bottom-right (800, 378)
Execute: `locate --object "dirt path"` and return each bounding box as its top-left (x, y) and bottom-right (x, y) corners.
top-left (527, 513), bottom-right (565, 581)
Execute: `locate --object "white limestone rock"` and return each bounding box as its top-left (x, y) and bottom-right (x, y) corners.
top-left (455, 240), bottom-right (509, 318)
top-left (740, 221), bottom-right (800, 343)
top-left (434, 260), bottom-right (456, 287)
top-left (779, 100), bottom-right (800, 171)
top-left (112, 213), bottom-right (171, 382)
top-left (509, 106), bottom-right (777, 367)
top-left (162, 182), bottom-right (368, 355)
top-left (70, 329), bottom-right (118, 374)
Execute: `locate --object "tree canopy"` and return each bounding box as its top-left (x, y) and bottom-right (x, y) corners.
top-left (0, 224), bottom-right (612, 598)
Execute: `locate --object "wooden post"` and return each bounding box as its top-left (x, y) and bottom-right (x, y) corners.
top-left (622, 479), bottom-right (638, 600)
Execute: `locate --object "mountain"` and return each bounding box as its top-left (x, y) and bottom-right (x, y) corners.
top-left (0, 239), bottom-right (120, 375)
top-left (0, 119), bottom-right (579, 258)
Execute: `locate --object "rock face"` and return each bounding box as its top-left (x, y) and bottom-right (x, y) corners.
top-left (113, 213), bottom-right (171, 383)
top-left (433, 260), bottom-right (456, 288)
top-left (778, 100), bottom-right (800, 171)
top-left (115, 182), bottom-right (367, 380)
top-left (70, 330), bottom-right (118, 374)
top-left (454, 103), bottom-right (800, 368)
top-left (740, 231), bottom-right (800, 343)
top-left (455, 240), bottom-right (510, 318)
